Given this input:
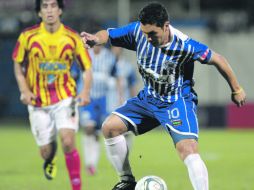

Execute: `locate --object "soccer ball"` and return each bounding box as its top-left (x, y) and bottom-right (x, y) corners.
top-left (135, 175), bottom-right (167, 190)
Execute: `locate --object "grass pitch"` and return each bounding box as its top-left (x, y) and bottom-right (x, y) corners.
top-left (0, 123), bottom-right (253, 190)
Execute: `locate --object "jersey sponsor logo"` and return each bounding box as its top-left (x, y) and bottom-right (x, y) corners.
top-left (138, 63), bottom-right (176, 84)
top-left (162, 60), bottom-right (175, 71)
top-left (39, 62), bottom-right (67, 84)
top-left (39, 62), bottom-right (67, 73)
top-left (138, 60), bottom-right (180, 96)
top-left (47, 74), bottom-right (56, 84)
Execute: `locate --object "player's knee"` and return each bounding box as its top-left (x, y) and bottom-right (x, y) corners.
top-left (61, 137), bottom-right (75, 153)
top-left (102, 121), bottom-right (122, 138)
top-left (102, 121), bottom-right (114, 138)
top-left (102, 115), bottom-right (128, 138)
top-left (176, 139), bottom-right (198, 161)
top-left (84, 125), bottom-right (95, 135)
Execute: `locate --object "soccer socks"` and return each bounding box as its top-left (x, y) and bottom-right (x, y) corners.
top-left (105, 135), bottom-right (135, 182)
top-left (65, 149), bottom-right (81, 190)
top-left (123, 131), bottom-right (134, 150)
top-left (184, 154), bottom-right (209, 190)
top-left (83, 134), bottom-right (100, 171)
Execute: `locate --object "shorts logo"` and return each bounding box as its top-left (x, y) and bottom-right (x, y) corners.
top-left (172, 119), bottom-right (182, 127)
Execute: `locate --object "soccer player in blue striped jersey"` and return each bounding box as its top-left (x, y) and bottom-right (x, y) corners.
top-left (81, 2), bottom-right (246, 190)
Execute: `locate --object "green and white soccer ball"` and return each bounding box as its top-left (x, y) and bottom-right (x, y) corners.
top-left (135, 175), bottom-right (167, 190)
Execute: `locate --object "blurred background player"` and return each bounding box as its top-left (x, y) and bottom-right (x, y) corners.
top-left (72, 45), bottom-right (138, 176)
top-left (81, 2), bottom-right (246, 190)
top-left (110, 46), bottom-right (138, 109)
top-left (12, 0), bottom-right (92, 190)
top-left (71, 45), bottom-right (122, 175)
top-left (109, 46), bottom-right (138, 149)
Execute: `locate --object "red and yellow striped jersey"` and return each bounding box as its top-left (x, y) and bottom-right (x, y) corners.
top-left (12, 22), bottom-right (91, 107)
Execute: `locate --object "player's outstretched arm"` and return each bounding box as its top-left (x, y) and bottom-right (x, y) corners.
top-left (14, 63), bottom-right (36, 105)
top-left (80, 30), bottom-right (109, 48)
top-left (207, 51), bottom-right (246, 107)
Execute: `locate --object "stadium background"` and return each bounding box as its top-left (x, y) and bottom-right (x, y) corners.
top-left (0, 0), bottom-right (253, 190)
top-left (0, 0), bottom-right (253, 127)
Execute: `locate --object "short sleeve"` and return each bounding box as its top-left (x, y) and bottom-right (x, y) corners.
top-left (107, 22), bottom-right (138, 51)
top-left (187, 38), bottom-right (212, 64)
top-left (12, 32), bottom-right (27, 64)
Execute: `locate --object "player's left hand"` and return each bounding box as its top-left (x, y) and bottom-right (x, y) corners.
top-left (76, 91), bottom-right (91, 106)
top-left (231, 88), bottom-right (246, 107)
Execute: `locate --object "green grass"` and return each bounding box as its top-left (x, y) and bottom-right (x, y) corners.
top-left (0, 124), bottom-right (254, 190)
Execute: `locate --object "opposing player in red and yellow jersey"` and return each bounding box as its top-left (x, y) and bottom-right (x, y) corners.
top-left (12, 0), bottom-right (92, 190)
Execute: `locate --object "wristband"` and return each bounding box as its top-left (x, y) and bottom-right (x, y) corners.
top-left (232, 87), bottom-right (243, 95)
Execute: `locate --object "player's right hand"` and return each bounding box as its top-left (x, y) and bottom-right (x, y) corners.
top-left (80, 32), bottom-right (98, 48)
top-left (20, 91), bottom-right (36, 105)
top-left (231, 88), bottom-right (246, 107)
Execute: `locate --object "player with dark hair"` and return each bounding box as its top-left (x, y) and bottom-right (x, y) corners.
top-left (35, 0), bottom-right (65, 13)
top-left (12, 0), bottom-right (92, 190)
top-left (81, 2), bottom-right (246, 190)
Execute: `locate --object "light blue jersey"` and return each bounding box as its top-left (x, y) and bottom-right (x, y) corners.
top-left (71, 47), bottom-right (117, 128)
top-left (89, 47), bottom-right (117, 98)
top-left (117, 58), bottom-right (137, 100)
top-left (72, 47), bottom-right (117, 96)
top-left (108, 21), bottom-right (211, 103)
top-left (107, 57), bottom-right (137, 113)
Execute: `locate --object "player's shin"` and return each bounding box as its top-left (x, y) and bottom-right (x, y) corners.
top-left (82, 133), bottom-right (100, 175)
top-left (123, 131), bottom-right (134, 150)
top-left (65, 149), bottom-right (81, 190)
top-left (105, 135), bottom-right (135, 182)
top-left (184, 153), bottom-right (209, 190)
top-left (42, 141), bottom-right (58, 180)
top-left (43, 141), bottom-right (57, 162)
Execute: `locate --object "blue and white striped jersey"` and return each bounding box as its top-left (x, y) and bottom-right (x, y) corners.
top-left (107, 21), bottom-right (212, 103)
top-left (71, 47), bottom-right (117, 98)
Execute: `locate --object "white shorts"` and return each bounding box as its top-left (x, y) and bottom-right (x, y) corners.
top-left (28, 97), bottom-right (79, 146)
